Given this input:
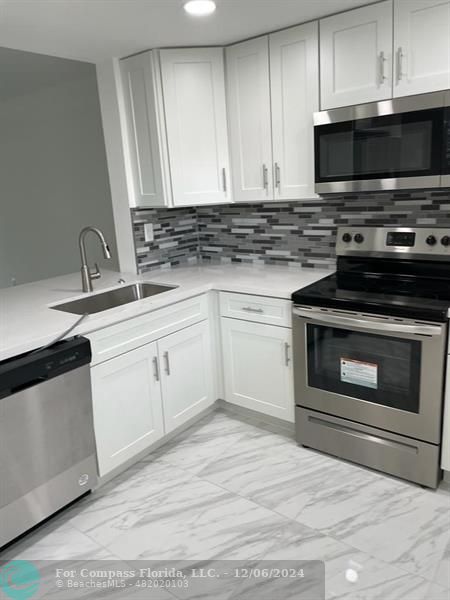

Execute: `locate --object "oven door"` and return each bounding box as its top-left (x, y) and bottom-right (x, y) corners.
top-left (314, 97), bottom-right (445, 193)
top-left (293, 306), bottom-right (447, 444)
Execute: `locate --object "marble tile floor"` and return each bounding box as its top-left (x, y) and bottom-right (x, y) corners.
top-left (2, 409), bottom-right (450, 600)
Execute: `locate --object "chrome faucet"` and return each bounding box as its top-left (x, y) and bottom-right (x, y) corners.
top-left (79, 226), bottom-right (111, 292)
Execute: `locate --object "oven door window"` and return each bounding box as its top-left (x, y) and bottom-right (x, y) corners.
top-left (315, 108), bottom-right (443, 182)
top-left (307, 324), bottom-right (421, 413)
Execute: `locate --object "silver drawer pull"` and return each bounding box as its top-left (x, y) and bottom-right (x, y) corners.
top-left (396, 46), bottom-right (405, 82)
top-left (152, 356), bottom-right (160, 382)
top-left (242, 306), bottom-right (264, 313)
top-left (262, 164), bottom-right (268, 191)
top-left (274, 162), bottom-right (281, 191)
top-left (378, 51), bottom-right (387, 86)
top-left (284, 342), bottom-right (290, 366)
top-left (222, 167), bottom-right (227, 193)
top-left (293, 307), bottom-right (443, 337)
top-left (163, 351), bottom-right (170, 375)
top-left (309, 416), bottom-right (418, 454)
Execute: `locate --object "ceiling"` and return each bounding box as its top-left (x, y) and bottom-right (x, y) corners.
top-left (0, 0), bottom-right (375, 63)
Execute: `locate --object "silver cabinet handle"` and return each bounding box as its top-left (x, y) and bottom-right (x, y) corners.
top-left (262, 164), bottom-right (268, 191)
top-left (163, 351), bottom-right (170, 375)
top-left (274, 162), bottom-right (281, 191)
top-left (222, 167), bottom-right (227, 193)
top-left (378, 51), bottom-right (387, 86)
top-left (396, 47), bottom-right (404, 83)
top-left (293, 307), bottom-right (443, 337)
top-left (152, 356), bottom-right (160, 382)
top-left (284, 342), bottom-right (290, 366)
top-left (242, 306), bottom-right (264, 313)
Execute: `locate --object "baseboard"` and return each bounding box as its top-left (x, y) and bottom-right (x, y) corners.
top-left (96, 402), bottom-right (218, 487)
top-left (216, 399), bottom-right (295, 439)
top-left (96, 399), bottom-right (295, 488)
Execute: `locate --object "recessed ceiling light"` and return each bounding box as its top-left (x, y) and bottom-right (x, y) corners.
top-left (184, 0), bottom-right (216, 17)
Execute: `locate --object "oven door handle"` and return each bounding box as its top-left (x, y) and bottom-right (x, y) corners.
top-left (292, 308), bottom-right (443, 337)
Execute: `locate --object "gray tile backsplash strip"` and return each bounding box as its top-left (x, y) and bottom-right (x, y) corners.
top-left (133, 207), bottom-right (199, 272)
top-left (132, 190), bottom-right (450, 273)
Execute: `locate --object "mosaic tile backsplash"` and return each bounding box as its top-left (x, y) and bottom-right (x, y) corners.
top-left (132, 189), bottom-right (450, 273)
top-left (133, 207), bottom-right (199, 271)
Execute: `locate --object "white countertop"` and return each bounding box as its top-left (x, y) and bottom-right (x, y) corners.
top-left (0, 264), bottom-right (331, 362)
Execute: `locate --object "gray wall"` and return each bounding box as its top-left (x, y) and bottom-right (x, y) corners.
top-left (0, 47), bottom-right (118, 288)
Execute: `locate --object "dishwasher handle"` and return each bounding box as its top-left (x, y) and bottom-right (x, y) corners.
top-left (10, 376), bottom-right (49, 395)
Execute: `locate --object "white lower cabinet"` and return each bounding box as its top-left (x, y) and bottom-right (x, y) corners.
top-left (159, 320), bottom-right (214, 433)
top-left (221, 317), bottom-right (294, 422)
top-left (90, 298), bottom-right (215, 477)
top-left (90, 290), bottom-right (296, 477)
top-left (91, 342), bottom-right (164, 477)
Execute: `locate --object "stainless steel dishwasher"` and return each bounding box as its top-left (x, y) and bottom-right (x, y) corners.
top-left (0, 337), bottom-right (97, 547)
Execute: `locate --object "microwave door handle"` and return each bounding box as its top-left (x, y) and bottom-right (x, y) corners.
top-left (292, 308), bottom-right (443, 337)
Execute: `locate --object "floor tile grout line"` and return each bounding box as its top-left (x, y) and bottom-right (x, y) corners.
top-left (42, 411), bottom-right (450, 592)
top-left (193, 470), bottom-right (450, 588)
top-left (70, 462), bottom-right (450, 589)
top-left (139, 434), bottom-right (450, 588)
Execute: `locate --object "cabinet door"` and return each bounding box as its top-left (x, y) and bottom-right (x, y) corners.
top-left (221, 318), bottom-right (294, 422)
top-left (270, 22), bottom-right (319, 200)
top-left (91, 342), bottom-right (164, 476)
top-left (159, 48), bottom-right (231, 206)
top-left (394, 0), bottom-right (450, 97)
top-left (226, 37), bottom-right (273, 202)
top-left (158, 320), bottom-right (214, 433)
top-left (120, 51), bottom-right (170, 207)
top-left (320, 1), bottom-right (393, 109)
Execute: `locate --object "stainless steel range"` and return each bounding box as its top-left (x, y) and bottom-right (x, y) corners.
top-left (291, 227), bottom-right (450, 488)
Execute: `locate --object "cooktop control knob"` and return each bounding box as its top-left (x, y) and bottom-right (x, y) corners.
top-left (441, 236), bottom-right (450, 247)
top-left (354, 233), bottom-right (364, 244)
top-left (426, 235), bottom-right (437, 246)
top-left (342, 233), bottom-right (352, 243)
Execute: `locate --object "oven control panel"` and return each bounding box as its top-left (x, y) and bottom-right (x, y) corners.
top-left (336, 227), bottom-right (450, 259)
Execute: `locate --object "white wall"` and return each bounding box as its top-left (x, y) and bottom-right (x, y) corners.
top-left (0, 49), bottom-right (119, 288)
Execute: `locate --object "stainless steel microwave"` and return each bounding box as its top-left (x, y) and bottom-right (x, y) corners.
top-left (314, 91), bottom-right (450, 194)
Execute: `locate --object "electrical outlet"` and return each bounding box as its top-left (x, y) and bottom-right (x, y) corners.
top-left (144, 223), bottom-right (154, 243)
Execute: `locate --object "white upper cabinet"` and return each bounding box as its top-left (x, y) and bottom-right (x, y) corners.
top-left (393, 0), bottom-right (450, 97)
top-left (160, 48), bottom-right (231, 206)
top-left (320, 1), bottom-right (393, 109)
top-left (226, 37), bottom-right (273, 202)
top-left (226, 29), bottom-right (319, 202)
top-left (120, 52), bottom-right (170, 208)
top-left (270, 23), bottom-right (319, 200)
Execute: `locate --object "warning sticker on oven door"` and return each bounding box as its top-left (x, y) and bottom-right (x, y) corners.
top-left (340, 358), bottom-right (378, 389)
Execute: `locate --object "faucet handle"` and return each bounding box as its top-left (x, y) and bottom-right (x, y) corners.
top-left (90, 263), bottom-right (101, 280)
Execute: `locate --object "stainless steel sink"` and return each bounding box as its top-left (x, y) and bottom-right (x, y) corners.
top-left (51, 282), bottom-right (178, 315)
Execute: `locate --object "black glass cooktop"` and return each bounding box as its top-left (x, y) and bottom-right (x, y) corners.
top-left (292, 257), bottom-right (450, 322)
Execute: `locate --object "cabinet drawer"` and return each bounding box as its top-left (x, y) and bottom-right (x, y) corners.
top-left (219, 292), bottom-right (291, 327)
top-left (88, 294), bottom-right (208, 365)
